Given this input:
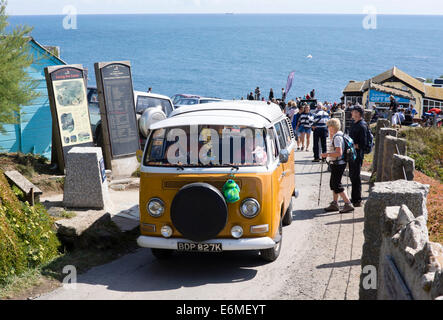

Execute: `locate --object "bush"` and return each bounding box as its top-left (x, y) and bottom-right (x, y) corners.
top-left (0, 170), bottom-right (60, 284)
top-left (399, 127), bottom-right (443, 183)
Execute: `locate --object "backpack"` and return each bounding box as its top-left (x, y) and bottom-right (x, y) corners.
top-left (364, 123), bottom-right (374, 155)
top-left (334, 133), bottom-right (357, 163)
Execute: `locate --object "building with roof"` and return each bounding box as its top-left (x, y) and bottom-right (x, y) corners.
top-left (0, 37), bottom-right (66, 158)
top-left (343, 66), bottom-right (443, 116)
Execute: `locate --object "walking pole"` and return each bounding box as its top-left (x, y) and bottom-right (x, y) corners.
top-left (318, 158), bottom-right (324, 206)
top-left (346, 162), bottom-right (350, 195)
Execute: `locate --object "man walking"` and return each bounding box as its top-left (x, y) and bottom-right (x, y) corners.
top-left (255, 87), bottom-right (261, 100)
top-left (281, 88), bottom-right (286, 102)
top-left (269, 88), bottom-right (274, 101)
top-left (312, 103), bottom-right (330, 162)
top-left (348, 105), bottom-right (367, 207)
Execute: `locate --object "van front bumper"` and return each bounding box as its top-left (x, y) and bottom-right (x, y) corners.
top-left (137, 236), bottom-right (276, 251)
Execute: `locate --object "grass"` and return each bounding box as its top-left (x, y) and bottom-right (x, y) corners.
top-left (414, 171), bottom-right (442, 244)
top-left (398, 127), bottom-right (443, 183)
top-left (0, 268), bottom-right (44, 299)
top-left (59, 211), bottom-right (76, 220)
top-left (0, 153), bottom-right (64, 193)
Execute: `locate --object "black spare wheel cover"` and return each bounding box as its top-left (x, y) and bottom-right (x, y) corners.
top-left (171, 183), bottom-right (228, 242)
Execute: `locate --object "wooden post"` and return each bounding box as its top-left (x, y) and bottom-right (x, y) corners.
top-left (29, 187), bottom-right (35, 206)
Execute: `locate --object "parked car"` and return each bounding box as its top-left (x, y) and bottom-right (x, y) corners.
top-left (87, 87), bottom-right (101, 141)
top-left (88, 87), bottom-right (175, 149)
top-left (171, 94), bottom-right (223, 107)
top-left (134, 91), bottom-right (175, 148)
top-left (137, 101), bottom-right (299, 262)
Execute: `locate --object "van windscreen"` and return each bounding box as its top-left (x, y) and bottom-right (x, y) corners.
top-left (144, 125), bottom-right (268, 167)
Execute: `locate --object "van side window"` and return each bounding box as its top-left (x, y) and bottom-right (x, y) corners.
top-left (274, 122), bottom-right (287, 150)
top-left (280, 119), bottom-right (292, 146)
top-left (268, 128), bottom-right (278, 159)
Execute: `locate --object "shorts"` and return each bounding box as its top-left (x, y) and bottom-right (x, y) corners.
top-left (330, 163), bottom-right (347, 194)
top-left (299, 126), bottom-right (312, 134)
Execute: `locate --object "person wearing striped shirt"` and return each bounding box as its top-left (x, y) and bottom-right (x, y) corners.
top-left (296, 103), bottom-right (314, 151)
top-left (312, 103), bottom-right (330, 162)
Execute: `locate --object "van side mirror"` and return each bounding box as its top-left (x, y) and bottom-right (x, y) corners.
top-left (136, 149), bottom-right (143, 163)
top-left (279, 149), bottom-right (289, 164)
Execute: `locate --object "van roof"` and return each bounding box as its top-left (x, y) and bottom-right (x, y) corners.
top-left (149, 101), bottom-right (285, 130)
top-left (134, 91), bottom-right (172, 101)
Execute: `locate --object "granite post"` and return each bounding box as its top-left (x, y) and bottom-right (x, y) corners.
top-left (376, 128), bottom-right (397, 182)
top-left (391, 154), bottom-right (415, 181)
top-left (332, 111), bottom-right (345, 133)
top-left (63, 147), bottom-right (111, 209)
top-left (381, 136), bottom-right (407, 182)
top-left (359, 180), bottom-right (430, 300)
top-left (373, 119), bottom-right (390, 173)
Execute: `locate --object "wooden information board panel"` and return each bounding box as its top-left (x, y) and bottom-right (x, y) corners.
top-left (45, 65), bottom-right (93, 172)
top-left (94, 61), bottom-right (140, 169)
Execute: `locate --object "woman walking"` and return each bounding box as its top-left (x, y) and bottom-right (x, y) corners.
top-left (321, 119), bottom-right (354, 213)
top-left (292, 105), bottom-right (304, 150)
top-left (296, 104), bottom-right (313, 151)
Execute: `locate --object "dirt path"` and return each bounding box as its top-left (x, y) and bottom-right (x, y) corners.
top-left (38, 148), bottom-right (367, 300)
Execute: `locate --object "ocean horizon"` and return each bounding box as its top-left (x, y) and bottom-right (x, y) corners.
top-left (8, 14), bottom-right (443, 102)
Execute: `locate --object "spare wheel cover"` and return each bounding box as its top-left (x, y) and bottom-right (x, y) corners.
top-left (171, 183), bottom-right (228, 242)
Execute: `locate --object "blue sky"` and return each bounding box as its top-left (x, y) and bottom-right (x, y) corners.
top-left (7, 0), bottom-right (443, 15)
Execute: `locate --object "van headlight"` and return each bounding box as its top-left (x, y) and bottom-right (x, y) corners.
top-left (240, 198), bottom-right (260, 219)
top-left (147, 198), bottom-right (165, 217)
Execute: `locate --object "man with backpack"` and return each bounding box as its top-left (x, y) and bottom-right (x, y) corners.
top-left (348, 105), bottom-right (370, 207)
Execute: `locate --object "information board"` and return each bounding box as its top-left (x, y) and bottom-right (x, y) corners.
top-left (45, 65), bottom-right (94, 172)
top-left (96, 62), bottom-right (140, 159)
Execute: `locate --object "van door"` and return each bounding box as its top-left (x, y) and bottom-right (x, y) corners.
top-left (268, 128), bottom-right (284, 234)
top-left (274, 120), bottom-right (295, 210)
top-left (281, 118), bottom-right (296, 203)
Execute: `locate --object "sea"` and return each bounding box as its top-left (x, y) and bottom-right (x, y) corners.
top-left (8, 14), bottom-right (443, 102)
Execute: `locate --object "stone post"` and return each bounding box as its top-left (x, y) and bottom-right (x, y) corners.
top-left (364, 110), bottom-right (373, 124)
top-left (373, 119), bottom-right (390, 173)
top-left (63, 147), bottom-right (111, 209)
top-left (360, 180), bottom-right (430, 300)
top-left (376, 128), bottom-right (397, 182)
top-left (332, 111), bottom-right (345, 133)
top-left (381, 136), bottom-right (407, 182)
top-left (391, 154), bottom-right (415, 181)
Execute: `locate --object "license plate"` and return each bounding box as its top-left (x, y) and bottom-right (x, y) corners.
top-left (177, 242), bottom-right (223, 252)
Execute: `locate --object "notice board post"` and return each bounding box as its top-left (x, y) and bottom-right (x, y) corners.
top-left (45, 65), bottom-right (94, 173)
top-left (94, 61), bottom-right (140, 179)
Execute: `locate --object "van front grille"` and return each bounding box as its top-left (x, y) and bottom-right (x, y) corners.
top-left (163, 180), bottom-right (242, 190)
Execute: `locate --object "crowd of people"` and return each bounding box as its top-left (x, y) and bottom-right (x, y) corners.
top-left (245, 87), bottom-right (287, 104)
top-left (283, 96), bottom-right (370, 214)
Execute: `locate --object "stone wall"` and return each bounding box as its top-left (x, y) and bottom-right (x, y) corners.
top-left (373, 120), bottom-right (415, 183)
top-left (378, 205), bottom-right (443, 300)
top-left (360, 180), bottom-right (443, 300)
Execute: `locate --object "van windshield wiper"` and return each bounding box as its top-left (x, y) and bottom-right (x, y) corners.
top-left (230, 165), bottom-right (240, 173)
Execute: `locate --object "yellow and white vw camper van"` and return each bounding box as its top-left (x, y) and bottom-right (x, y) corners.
top-left (137, 101), bottom-right (298, 262)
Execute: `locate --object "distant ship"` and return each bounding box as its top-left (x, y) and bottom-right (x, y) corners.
top-left (225, 12), bottom-right (234, 15)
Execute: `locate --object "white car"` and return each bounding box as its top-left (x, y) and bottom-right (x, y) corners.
top-left (134, 91), bottom-right (175, 147)
top-left (172, 94), bottom-right (223, 108)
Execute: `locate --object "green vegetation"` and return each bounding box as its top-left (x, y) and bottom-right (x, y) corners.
top-left (399, 127), bottom-right (443, 182)
top-left (0, 0), bottom-right (39, 133)
top-left (0, 170), bottom-right (60, 285)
